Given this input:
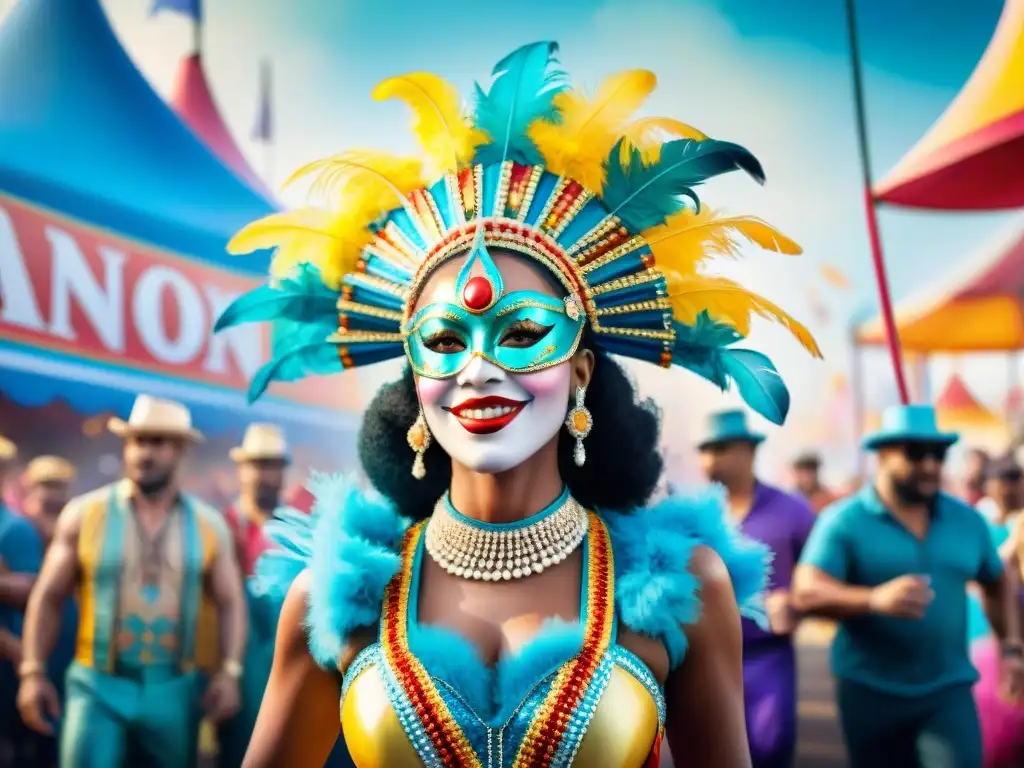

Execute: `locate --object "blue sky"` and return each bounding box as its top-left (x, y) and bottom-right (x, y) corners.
top-left (0, 0), bottom-right (1011, 477)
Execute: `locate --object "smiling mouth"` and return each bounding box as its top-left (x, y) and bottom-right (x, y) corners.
top-left (445, 396), bottom-right (530, 435)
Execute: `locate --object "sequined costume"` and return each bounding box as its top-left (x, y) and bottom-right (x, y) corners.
top-left (218, 40), bottom-right (818, 767)
top-left (255, 478), bottom-right (769, 767)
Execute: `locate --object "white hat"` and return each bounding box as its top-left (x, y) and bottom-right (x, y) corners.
top-left (229, 423), bottom-right (289, 463)
top-left (0, 434), bottom-right (15, 461)
top-left (24, 456), bottom-right (77, 486)
top-left (108, 395), bottom-right (204, 442)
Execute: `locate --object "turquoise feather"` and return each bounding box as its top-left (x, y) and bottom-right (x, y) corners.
top-left (247, 322), bottom-right (342, 402)
top-left (473, 41), bottom-right (567, 166)
top-left (671, 314), bottom-right (789, 425)
top-left (721, 349), bottom-right (790, 425)
top-left (603, 138), bottom-right (765, 232)
top-left (212, 265), bottom-right (345, 402)
top-left (604, 488), bottom-right (770, 667)
top-left (214, 264), bottom-right (338, 333)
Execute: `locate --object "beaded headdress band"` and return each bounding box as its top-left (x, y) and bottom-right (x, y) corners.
top-left (216, 42), bottom-right (821, 423)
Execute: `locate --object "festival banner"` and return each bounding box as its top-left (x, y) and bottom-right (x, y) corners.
top-left (0, 192), bottom-right (357, 410)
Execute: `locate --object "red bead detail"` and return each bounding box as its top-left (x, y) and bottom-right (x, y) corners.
top-left (462, 276), bottom-right (493, 311)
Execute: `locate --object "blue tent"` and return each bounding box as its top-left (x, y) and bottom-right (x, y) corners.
top-left (0, 0), bottom-right (358, 445)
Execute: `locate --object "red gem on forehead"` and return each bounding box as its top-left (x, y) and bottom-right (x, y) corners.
top-left (462, 276), bottom-right (493, 311)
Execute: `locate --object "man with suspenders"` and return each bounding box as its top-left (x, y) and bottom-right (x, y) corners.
top-left (15, 395), bottom-right (249, 768)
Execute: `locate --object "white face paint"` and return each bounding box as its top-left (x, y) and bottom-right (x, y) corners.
top-left (416, 355), bottom-right (573, 474)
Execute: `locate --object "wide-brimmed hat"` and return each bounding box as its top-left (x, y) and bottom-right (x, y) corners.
top-left (108, 395), bottom-right (204, 442)
top-left (861, 404), bottom-right (958, 451)
top-left (24, 456), bottom-right (77, 487)
top-left (696, 409), bottom-right (766, 450)
top-left (229, 423), bottom-right (290, 463)
top-left (0, 434), bottom-right (16, 462)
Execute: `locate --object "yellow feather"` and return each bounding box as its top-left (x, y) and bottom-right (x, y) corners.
top-left (528, 69), bottom-right (657, 191)
top-left (371, 73), bottom-right (486, 174)
top-left (227, 207), bottom-right (369, 289)
top-left (286, 149), bottom-right (426, 222)
top-left (618, 117), bottom-right (709, 164)
top-left (666, 273), bottom-right (822, 358)
top-left (644, 206), bottom-right (802, 276)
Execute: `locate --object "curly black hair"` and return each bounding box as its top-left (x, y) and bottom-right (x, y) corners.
top-left (357, 332), bottom-right (664, 520)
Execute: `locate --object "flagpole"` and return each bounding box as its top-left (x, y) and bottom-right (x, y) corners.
top-left (193, 0), bottom-right (203, 58)
top-left (261, 59), bottom-right (274, 189)
top-left (844, 0), bottom-right (910, 405)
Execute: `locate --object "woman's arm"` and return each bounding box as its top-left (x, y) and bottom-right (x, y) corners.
top-left (243, 570), bottom-right (342, 768)
top-left (665, 545), bottom-right (751, 768)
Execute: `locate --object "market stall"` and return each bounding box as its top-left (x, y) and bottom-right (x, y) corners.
top-left (0, 0), bottom-right (359, 484)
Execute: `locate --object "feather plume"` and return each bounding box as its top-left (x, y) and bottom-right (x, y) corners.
top-left (227, 208), bottom-right (369, 288)
top-left (643, 206), bottom-right (801, 277)
top-left (666, 274), bottom-right (821, 357)
top-left (722, 350), bottom-right (790, 424)
top-left (285, 150), bottom-right (426, 219)
top-left (214, 264), bottom-right (339, 333)
top-left (671, 314), bottom-right (790, 424)
top-left (473, 41), bottom-right (567, 166)
top-left (371, 73), bottom-right (486, 174)
top-left (528, 69), bottom-right (657, 191)
top-left (603, 138), bottom-right (765, 231)
top-left (212, 264), bottom-right (344, 402)
top-left (619, 117), bottom-right (708, 164)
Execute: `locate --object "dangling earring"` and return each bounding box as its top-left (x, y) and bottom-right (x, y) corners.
top-left (565, 386), bottom-right (593, 467)
top-left (407, 408), bottom-right (431, 480)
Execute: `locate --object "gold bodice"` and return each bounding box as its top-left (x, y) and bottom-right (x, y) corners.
top-left (340, 649), bottom-right (662, 767)
top-left (334, 514), bottom-right (665, 767)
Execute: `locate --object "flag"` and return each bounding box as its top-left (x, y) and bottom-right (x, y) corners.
top-left (150, 0), bottom-right (201, 18)
top-left (252, 59), bottom-right (273, 142)
top-left (819, 262), bottom-right (852, 289)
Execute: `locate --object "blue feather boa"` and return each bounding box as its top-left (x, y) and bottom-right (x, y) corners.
top-left (256, 476), bottom-right (769, 672)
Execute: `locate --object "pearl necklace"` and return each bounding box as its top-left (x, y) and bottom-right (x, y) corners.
top-left (425, 490), bottom-right (588, 581)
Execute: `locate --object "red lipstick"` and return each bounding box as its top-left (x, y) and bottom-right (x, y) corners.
top-left (446, 396), bottom-right (529, 435)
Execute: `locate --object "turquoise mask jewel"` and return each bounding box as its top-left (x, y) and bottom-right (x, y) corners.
top-left (404, 228), bottom-right (585, 379)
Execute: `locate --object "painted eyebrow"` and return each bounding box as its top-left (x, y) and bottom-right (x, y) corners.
top-left (494, 297), bottom-right (565, 318)
top-left (406, 305), bottom-right (465, 335)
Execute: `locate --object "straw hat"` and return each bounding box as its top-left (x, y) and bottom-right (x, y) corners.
top-left (108, 395), bottom-right (204, 442)
top-left (0, 434), bottom-right (15, 462)
top-left (229, 423), bottom-right (290, 463)
top-left (24, 456), bottom-right (77, 487)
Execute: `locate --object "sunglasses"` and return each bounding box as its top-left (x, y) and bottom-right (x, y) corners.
top-left (897, 443), bottom-right (949, 463)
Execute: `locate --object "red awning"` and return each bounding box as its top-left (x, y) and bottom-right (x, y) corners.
top-left (874, 0), bottom-right (1024, 210)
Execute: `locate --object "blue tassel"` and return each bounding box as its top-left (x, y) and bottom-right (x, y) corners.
top-left (603, 138), bottom-right (765, 232)
top-left (473, 41), bottom-right (567, 166)
top-left (671, 314), bottom-right (789, 425)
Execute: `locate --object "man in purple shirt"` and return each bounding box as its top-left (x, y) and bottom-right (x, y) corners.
top-left (698, 409), bottom-right (817, 768)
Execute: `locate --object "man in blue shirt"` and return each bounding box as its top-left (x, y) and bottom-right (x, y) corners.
top-left (793, 405), bottom-right (1024, 768)
top-left (0, 471), bottom-right (45, 765)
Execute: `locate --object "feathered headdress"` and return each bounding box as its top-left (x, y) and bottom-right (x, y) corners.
top-left (217, 42), bottom-right (820, 424)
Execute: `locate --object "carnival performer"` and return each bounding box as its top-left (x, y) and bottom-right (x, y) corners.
top-left (697, 409), bottom-right (816, 768)
top-left (15, 395), bottom-right (248, 768)
top-left (793, 405), bottom-right (1024, 768)
top-left (218, 41), bottom-right (820, 768)
top-left (970, 455), bottom-right (1024, 768)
